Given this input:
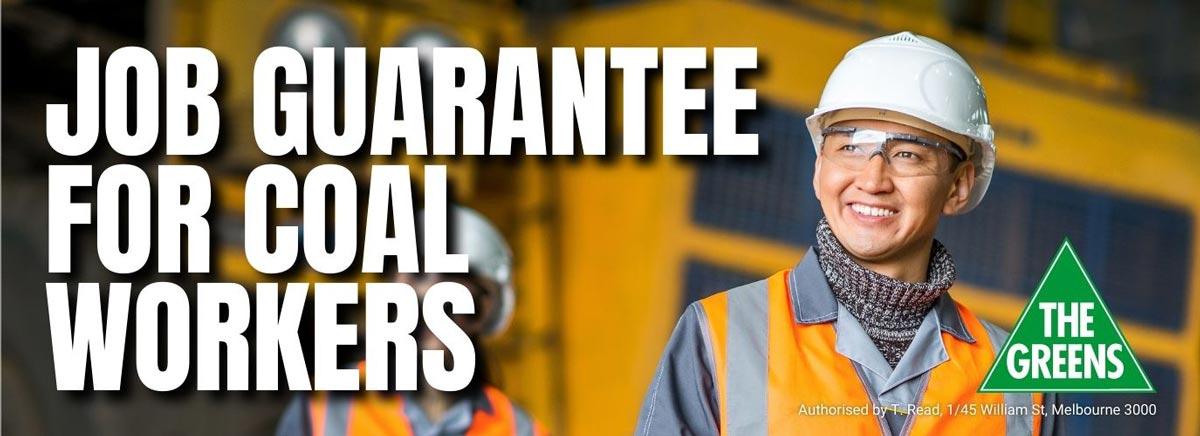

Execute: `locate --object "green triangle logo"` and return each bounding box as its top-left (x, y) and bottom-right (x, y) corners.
top-left (979, 239), bottom-right (1154, 393)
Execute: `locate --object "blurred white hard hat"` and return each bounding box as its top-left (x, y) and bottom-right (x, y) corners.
top-left (421, 205), bottom-right (515, 338)
top-left (806, 31), bottom-right (995, 213)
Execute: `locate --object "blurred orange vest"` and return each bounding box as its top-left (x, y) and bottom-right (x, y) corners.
top-left (307, 386), bottom-right (544, 436)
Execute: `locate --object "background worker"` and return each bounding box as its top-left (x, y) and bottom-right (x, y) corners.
top-left (276, 205), bottom-right (545, 436)
top-left (636, 31), bottom-right (1060, 435)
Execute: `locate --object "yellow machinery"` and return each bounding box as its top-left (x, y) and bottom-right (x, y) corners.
top-left (167, 1), bottom-right (1198, 435)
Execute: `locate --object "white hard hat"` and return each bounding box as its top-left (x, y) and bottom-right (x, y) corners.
top-left (805, 31), bottom-right (995, 213)
top-left (419, 205), bottom-right (516, 338)
top-left (396, 27), bottom-right (462, 77)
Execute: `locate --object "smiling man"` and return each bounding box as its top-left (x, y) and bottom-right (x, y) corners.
top-left (636, 32), bottom-right (1061, 435)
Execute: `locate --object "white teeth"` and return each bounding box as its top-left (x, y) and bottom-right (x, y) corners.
top-left (851, 203), bottom-right (897, 217)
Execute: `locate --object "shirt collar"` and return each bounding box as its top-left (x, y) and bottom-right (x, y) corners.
top-left (401, 388), bottom-right (494, 415)
top-left (399, 388), bottom-right (495, 435)
top-left (788, 247), bottom-right (975, 343)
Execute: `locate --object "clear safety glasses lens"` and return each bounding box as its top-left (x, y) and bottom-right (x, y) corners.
top-left (820, 127), bottom-right (964, 176)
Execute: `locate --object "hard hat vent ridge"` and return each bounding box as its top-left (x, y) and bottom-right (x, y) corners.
top-left (885, 32), bottom-right (921, 44)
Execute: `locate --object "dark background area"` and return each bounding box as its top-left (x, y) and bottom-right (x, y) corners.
top-left (4, 2), bottom-right (292, 435)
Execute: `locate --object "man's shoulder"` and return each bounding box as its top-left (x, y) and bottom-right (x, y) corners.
top-left (692, 275), bottom-right (773, 306)
top-left (976, 317), bottom-right (1011, 335)
top-left (975, 316), bottom-right (1012, 350)
top-left (942, 295), bottom-right (1013, 347)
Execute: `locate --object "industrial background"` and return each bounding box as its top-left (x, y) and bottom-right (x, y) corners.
top-left (3, 0), bottom-right (1198, 435)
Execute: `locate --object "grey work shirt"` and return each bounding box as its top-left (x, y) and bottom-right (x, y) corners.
top-left (635, 248), bottom-right (1063, 436)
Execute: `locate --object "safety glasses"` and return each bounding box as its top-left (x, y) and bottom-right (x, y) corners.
top-left (820, 126), bottom-right (966, 177)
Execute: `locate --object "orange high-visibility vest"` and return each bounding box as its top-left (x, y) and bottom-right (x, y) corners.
top-left (307, 386), bottom-right (545, 436)
top-left (697, 269), bottom-right (1043, 435)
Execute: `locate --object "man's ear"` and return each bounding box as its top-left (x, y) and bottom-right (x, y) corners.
top-left (943, 161), bottom-right (976, 215)
top-left (812, 154), bottom-right (823, 198)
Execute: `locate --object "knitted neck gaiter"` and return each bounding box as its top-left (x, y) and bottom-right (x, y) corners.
top-left (813, 217), bottom-right (956, 368)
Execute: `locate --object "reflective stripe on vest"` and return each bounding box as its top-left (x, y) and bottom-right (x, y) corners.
top-left (697, 270), bottom-right (1044, 436)
top-left (307, 386), bottom-right (541, 436)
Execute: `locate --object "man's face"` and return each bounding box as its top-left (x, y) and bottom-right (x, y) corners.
top-left (402, 273), bottom-right (493, 351)
top-left (813, 118), bottom-right (975, 264)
